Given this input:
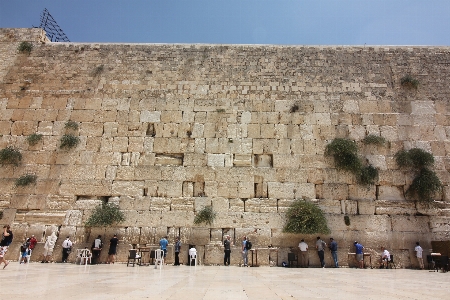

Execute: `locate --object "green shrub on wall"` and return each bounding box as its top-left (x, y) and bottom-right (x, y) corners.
top-left (15, 174), bottom-right (37, 187)
top-left (325, 138), bottom-right (378, 185)
top-left (395, 148), bottom-right (441, 203)
top-left (0, 146), bottom-right (22, 166)
top-left (283, 199), bottom-right (330, 234)
top-left (60, 134), bottom-right (80, 149)
top-left (362, 134), bottom-right (387, 146)
top-left (64, 121), bottom-right (79, 131)
top-left (400, 75), bottom-right (419, 89)
top-left (85, 203), bottom-right (125, 227)
top-left (26, 133), bottom-right (43, 146)
top-left (194, 206), bottom-right (216, 225)
top-left (18, 41), bottom-right (33, 53)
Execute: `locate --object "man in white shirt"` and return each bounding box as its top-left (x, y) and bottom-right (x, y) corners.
top-left (380, 247), bottom-right (390, 269)
top-left (414, 242), bottom-right (424, 269)
top-left (298, 239), bottom-right (309, 267)
top-left (62, 236), bottom-right (72, 263)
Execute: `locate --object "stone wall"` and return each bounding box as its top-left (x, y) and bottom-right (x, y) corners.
top-left (0, 28), bottom-right (449, 267)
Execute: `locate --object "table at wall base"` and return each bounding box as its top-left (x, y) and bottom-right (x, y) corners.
top-left (137, 247), bottom-right (152, 266)
top-left (348, 253), bottom-right (372, 269)
top-left (249, 248), bottom-right (279, 267)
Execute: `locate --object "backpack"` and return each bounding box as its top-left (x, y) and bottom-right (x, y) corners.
top-left (246, 240), bottom-right (252, 250)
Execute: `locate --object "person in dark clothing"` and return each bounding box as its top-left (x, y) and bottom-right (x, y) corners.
top-left (0, 225), bottom-right (13, 247)
top-left (223, 235), bottom-right (231, 266)
top-left (91, 235), bottom-right (102, 264)
top-left (107, 234), bottom-right (118, 264)
top-left (329, 238), bottom-right (338, 268)
top-left (174, 236), bottom-right (181, 266)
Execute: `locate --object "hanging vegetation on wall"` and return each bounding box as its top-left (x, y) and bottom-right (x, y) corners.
top-left (325, 138), bottom-right (379, 185)
top-left (0, 146), bottom-right (22, 166)
top-left (85, 202), bottom-right (125, 227)
top-left (283, 199), bottom-right (330, 234)
top-left (395, 148), bottom-right (441, 203)
top-left (194, 206), bottom-right (216, 225)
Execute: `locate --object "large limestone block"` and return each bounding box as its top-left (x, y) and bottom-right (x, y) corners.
top-left (162, 211), bottom-right (195, 227)
top-left (0, 208), bottom-right (16, 224)
top-left (391, 216), bottom-right (430, 233)
top-left (149, 197), bottom-right (171, 211)
top-left (204, 244), bottom-right (225, 265)
top-left (357, 200), bottom-right (375, 215)
top-left (348, 185), bottom-right (376, 201)
top-left (317, 199), bottom-right (342, 214)
top-left (64, 210), bottom-right (83, 226)
top-left (326, 214), bottom-right (392, 232)
top-left (184, 228), bottom-right (210, 245)
top-left (411, 101), bottom-right (436, 115)
top-left (320, 183), bottom-right (348, 200)
top-left (429, 217), bottom-right (450, 233)
top-left (171, 197), bottom-right (194, 211)
top-left (75, 199), bottom-right (103, 210)
top-left (112, 181), bottom-right (145, 197)
top-left (378, 186), bottom-right (405, 201)
top-left (194, 197), bottom-right (212, 212)
top-left (211, 197), bottom-right (229, 212)
top-left (375, 200), bottom-right (416, 215)
top-left (121, 210), bottom-right (162, 227)
top-left (229, 198), bottom-right (244, 212)
top-left (341, 200), bottom-right (358, 215)
top-left (140, 111), bottom-right (161, 122)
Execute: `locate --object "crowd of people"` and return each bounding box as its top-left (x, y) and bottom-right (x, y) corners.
top-left (0, 224), bottom-right (429, 269)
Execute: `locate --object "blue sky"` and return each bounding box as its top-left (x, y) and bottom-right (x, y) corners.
top-left (1, 0), bottom-right (449, 45)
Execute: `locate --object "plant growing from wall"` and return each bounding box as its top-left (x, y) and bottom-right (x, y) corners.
top-left (289, 104), bottom-right (299, 113)
top-left (18, 41), bottom-right (33, 53)
top-left (85, 202), bottom-right (125, 227)
top-left (344, 215), bottom-right (351, 226)
top-left (26, 133), bottom-right (43, 146)
top-left (194, 206), bottom-right (216, 225)
top-left (325, 138), bottom-right (379, 185)
top-left (65, 120), bottom-right (79, 131)
top-left (283, 199), bottom-right (330, 234)
top-left (60, 134), bottom-right (80, 150)
top-left (0, 211), bottom-right (3, 220)
top-left (216, 108), bottom-right (225, 113)
top-left (92, 65), bottom-right (104, 77)
top-left (362, 134), bottom-right (387, 146)
top-left (395, 148), bottom-right (441, 203)
top-left (15, 174), bottom-right (37, 187)
top-left (400, 75), bottom-right (419, 89)
top-left (0, 146), bottom-right (22, 166)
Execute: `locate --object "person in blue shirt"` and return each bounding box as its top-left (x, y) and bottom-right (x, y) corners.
top-left (159, 236), bottom-right (169, 257)
top-left (354, 241), bottom-right (364, 269)
top-left (329, 238), bottom-right (338, 268)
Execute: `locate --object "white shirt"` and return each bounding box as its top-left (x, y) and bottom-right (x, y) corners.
top-left (415, 245), bottom-right (423, 258)
top-left (62, 239), bottom-right (72, 249)
top-left (94, 238), bottom-right (102, 248)
top-left (382, 249), bottom-right (390, 261)
top-left (189, 248), bottom-right (197, 257)
top-left (299, 242), bottom-right (308, 251)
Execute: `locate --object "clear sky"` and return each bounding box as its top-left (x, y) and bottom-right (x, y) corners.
top-left (1, 0), bottom-right (450, 45)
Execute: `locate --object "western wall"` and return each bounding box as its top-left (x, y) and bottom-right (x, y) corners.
top-left (0, 28), bottom-right (449, 267)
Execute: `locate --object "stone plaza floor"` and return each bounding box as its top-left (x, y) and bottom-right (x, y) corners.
top-left (1, 262), bottom-right (449, 299)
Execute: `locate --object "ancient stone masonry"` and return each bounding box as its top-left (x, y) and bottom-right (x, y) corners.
top-left (0, 28), bottom-right (450, 267)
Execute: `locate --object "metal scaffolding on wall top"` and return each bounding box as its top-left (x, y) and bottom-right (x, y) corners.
top-left (39, 8), bottom-right (70, 42)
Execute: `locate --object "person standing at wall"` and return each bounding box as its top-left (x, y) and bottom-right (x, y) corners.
top-left (414, 242), bottom-right (424, 270)
top-left (315, 236), bottom-right (326, 268)
top-left (380, 247), bottom-right (390, 269)
top-left (0, 225), bottom-right (13, 248)
top-left (329, 238), bottom-right (338, 268)
top-left (242, 236), bottom-right (248, 267)
top-left (107, 234), bottom-right (118, 264)
top-left (298, 239), bottom-right (309, 267)
top-left (28, 235), bottom-right (37, 257)
top-left (91, 235), bottom-right (103, 264)
top-left (62, 236), bottom-right (72, 263)
top-left (354, 241), bottom-right (365, 269)
top-left (42, 232), bottom-right (57, 263)
top-left (174, 236), bottom-right (181, 266)
top-left (159, 236), bottom-right (168, 258)
top-left (224, 235), bottom-right (231, 266)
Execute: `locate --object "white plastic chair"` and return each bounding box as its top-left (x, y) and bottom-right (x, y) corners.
top-left (190, 253), bottom-right (197, 267)
top-left (76, 249), bottom-right (92, 265)
top-left (154, 249), bottom-right (164, 269)
top-left (18, 249), bottom-right (31, 264)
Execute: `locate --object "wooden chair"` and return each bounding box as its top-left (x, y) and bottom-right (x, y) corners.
top-left (127, 249), bottom-right (141, 267)
top-left (154, 249), bottom-right (164, 269)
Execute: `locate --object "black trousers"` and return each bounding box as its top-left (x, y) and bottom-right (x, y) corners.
top-left (175, 251), bottom-right (180, 265)
top-left (318, 250), bottom-right (325, 267)
top-left (62, 248), bottom-right (70, 262)
top-left (224, 250), bottom-right (231, 265)
top-left (92, 249), bottom-right (101, 264)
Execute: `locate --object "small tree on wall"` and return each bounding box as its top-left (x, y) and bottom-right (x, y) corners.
top-left (194, 206), bottom-right (216, 226)
top-left (395, 148), bottom-right (442, 203)
top-left (85, 202), bottom-right (125, 227)
top-left (283, 199), bottom-right (330, 234)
